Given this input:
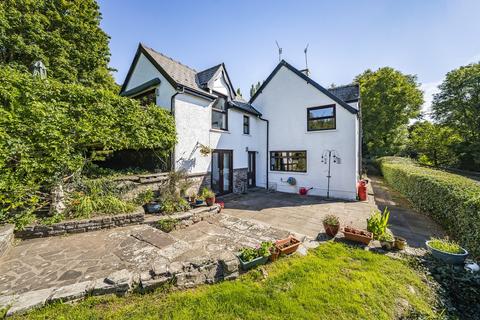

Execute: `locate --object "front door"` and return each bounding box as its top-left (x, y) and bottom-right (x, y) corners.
top-left (247, 151), bottom-right (256, 188)
top-left (211, 150), bottom-right (233, 195)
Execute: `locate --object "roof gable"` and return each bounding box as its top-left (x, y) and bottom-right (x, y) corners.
top-left (120, 43), bottom-right (215, 100)
top-left (249, 60), bottom-right (358, 114)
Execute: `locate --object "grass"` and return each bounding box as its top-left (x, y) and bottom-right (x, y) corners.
top-left (16, 242), bottom-right (438, 319)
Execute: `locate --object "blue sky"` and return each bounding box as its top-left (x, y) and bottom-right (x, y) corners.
top-left (98, 0), bottom-right (480, 111)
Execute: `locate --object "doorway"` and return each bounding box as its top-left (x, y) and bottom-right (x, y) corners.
top-left (247, 151), bottom-right (256, 188)
top-left (211, 150), bottom-right (233, 195)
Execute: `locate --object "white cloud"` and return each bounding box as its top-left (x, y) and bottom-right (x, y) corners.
top-left (420, 81), bottom-right (441, 121)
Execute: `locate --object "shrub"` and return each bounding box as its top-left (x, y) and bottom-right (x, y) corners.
top-left (65, 178), bottom-right (136, 219)
top-left (378, 156), bottom-right (480, 258)
top-left (0, 67), bottom-right (176, 227)
top-left (157, 218), bottom-right (178, 233)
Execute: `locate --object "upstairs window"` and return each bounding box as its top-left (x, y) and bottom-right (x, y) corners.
top-left (134, 89), bottom-right (156, 106)
top-left (212, 97), bottom-right (228, 130)
top-left (243, 115), bottom-right (250, 134)
top-left (270, 151), bottom-right (307, 172)
top-left (307, 105), bottom-right (336, 131)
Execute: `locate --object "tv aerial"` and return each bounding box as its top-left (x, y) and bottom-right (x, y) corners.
top-left (275, 41), bottom-right (283, 62)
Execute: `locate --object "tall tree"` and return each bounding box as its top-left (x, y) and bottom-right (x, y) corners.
top-left (432, 62), bottom-right (480, 170)
top-left (249, 81), bottom-right (261, 99)
top-left (356, 67), bottom-right (423, 157)
top-left (0, 0), bottom-right (116, 90)
top-left (408, 121), bottom-right (462, 167)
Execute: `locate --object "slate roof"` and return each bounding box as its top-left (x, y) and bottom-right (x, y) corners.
top-left (196, 64), bottom-right (222, 87)
top-left (229, 98), bottom-right (262, 116)
top-left (328, 84), bottom-right (360, 103)
top-left (141, 44), bottom-right (210, 95)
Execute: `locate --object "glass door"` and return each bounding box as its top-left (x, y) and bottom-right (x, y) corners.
top-left (211, 150), bottom-right (233, 195)
top-left (248, 151), bottom-right (256, 188)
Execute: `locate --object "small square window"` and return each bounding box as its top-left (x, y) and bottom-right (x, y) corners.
top-left (243, 115), bottom-right (250, 134)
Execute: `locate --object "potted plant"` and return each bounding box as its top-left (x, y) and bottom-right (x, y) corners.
top-left (269, 246), bottom-right (280, 262)
top-left (426, 238), bottom-right (468, 265)
top-left (394, 236), bottom-right (407, 250)
top-left (140, 190), bottom-right (161, 214)
top-left (199, 144), bottom-right (213, 156)
top-left (237, 241), bottom-right (272, 270)
top-left (200, 187), bottom-right (215, 206)
top-left (379, 231), bottom-right (395, 250)
top-left (366, 208), bottom-right (390, 240)
top-left (342, 226), bottom-right (373, 245)
top-left (186, 191), bottom-right (197, 204)
top-left (275, 235), bottom-right (301, 255)
top-left (322, 214), bottom-right (340, 237)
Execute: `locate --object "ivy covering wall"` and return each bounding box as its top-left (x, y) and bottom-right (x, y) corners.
top-left (0, 67), bottom-right (176, 227)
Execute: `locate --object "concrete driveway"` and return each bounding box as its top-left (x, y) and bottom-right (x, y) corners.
top-left (220, 189), bottom-right (375, 239)
top-left (220, 183), bottom-right (446, 248)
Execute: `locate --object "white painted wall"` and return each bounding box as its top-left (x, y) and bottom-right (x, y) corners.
top-left (211, 73), bottom-right (230, 97)
top-left (124, 53), bottom-right (177, 110)
top-left (174, 94), bottom-right (267, 187)
top-left (253, 65), bottom-right (359, 200)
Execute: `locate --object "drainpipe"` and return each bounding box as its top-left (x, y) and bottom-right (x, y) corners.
top-left (259, 116), bottom-right (269, 190)
top-left (170, 87), bottom-right (185, 171)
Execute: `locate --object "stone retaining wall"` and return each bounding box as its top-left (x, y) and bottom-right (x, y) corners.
top-left (15, 210), bottom-right (145, 239)
top-left (0, 224), bottom-right (14, 258)
top-left (14, 205), bottom-right (220, 240)
top-left (0, 251), bottom-right (238, 316)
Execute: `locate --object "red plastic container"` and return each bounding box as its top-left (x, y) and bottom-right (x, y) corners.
top-left (357, 180), bottom-right (368, 201)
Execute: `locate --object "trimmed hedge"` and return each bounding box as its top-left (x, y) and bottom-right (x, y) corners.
top-left (378, 157), bottom-right (480, 258)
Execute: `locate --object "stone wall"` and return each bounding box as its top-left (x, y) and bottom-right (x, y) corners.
top-left (15, 205), bottom-right (220, 240)
top-left (233, 168), bottom-right (248, 194)
top-left (15, 211), bottom-right (145, 240)
top-left (0, 224), bottom-right (14, 258)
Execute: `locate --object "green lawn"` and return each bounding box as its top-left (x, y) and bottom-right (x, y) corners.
top-left (16, 243), bottom-right (438, 320)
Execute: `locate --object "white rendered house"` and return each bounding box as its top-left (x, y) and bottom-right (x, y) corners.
top-left (120, 43), bottom-right (361, 200)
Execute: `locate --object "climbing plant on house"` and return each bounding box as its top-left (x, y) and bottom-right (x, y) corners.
top-left (0, 67), bottom-right (176, 227)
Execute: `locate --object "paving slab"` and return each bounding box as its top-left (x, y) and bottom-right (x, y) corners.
top-left (0, 212), bottom-right (290, 300)
top-left (220, 189), bottom-right (375, 239)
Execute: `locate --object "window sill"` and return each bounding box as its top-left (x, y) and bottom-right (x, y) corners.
top-left (242, 133), bottom-right (251, 136)
top-left (269, 171), bottom-right (308, 175)
top-left (305, 129), bottom-right (337, 133)
top-left (210, 128), bottom-right (230, 134)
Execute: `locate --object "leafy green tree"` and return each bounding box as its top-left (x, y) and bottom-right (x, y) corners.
top-left (432, 62), bottom-right (480, 170)
top-left (0, 67), bottom-right (176, 227)
top-left (0, 0), bottom-right (116, 90)
top-left (249, 81), bottom-right (261, 99)
top-left (408, 121), bottom-right (462, 167)
top-left (356, 67), bottom-right (423, 157)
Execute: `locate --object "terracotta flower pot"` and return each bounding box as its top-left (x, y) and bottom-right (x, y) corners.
top-left (205, 196), bottom-right (215, 206)
top-left (269, 247), bottom-right (280, 262)
top-left (275, 236), bottom-right (301, 255)
top-left (394, 236), bottom-right (407, 250)
top-left (323, 223), bottom-right (340, 238)
top-left (342, 227), bottom-right (373, 245)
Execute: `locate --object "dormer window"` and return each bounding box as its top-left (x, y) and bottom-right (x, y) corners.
top-left (212, 96), bottom-right (228, 130)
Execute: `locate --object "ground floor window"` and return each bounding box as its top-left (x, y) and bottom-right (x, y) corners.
top-left (270, 151), bottom-right (307, 172)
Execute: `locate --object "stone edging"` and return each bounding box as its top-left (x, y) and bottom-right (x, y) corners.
top-left (0, 224), bottom-right (14, 258)
top-left (14, 205), bottom-right (220, 240)
top-left (0, 250), bottom-right (239, 317)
